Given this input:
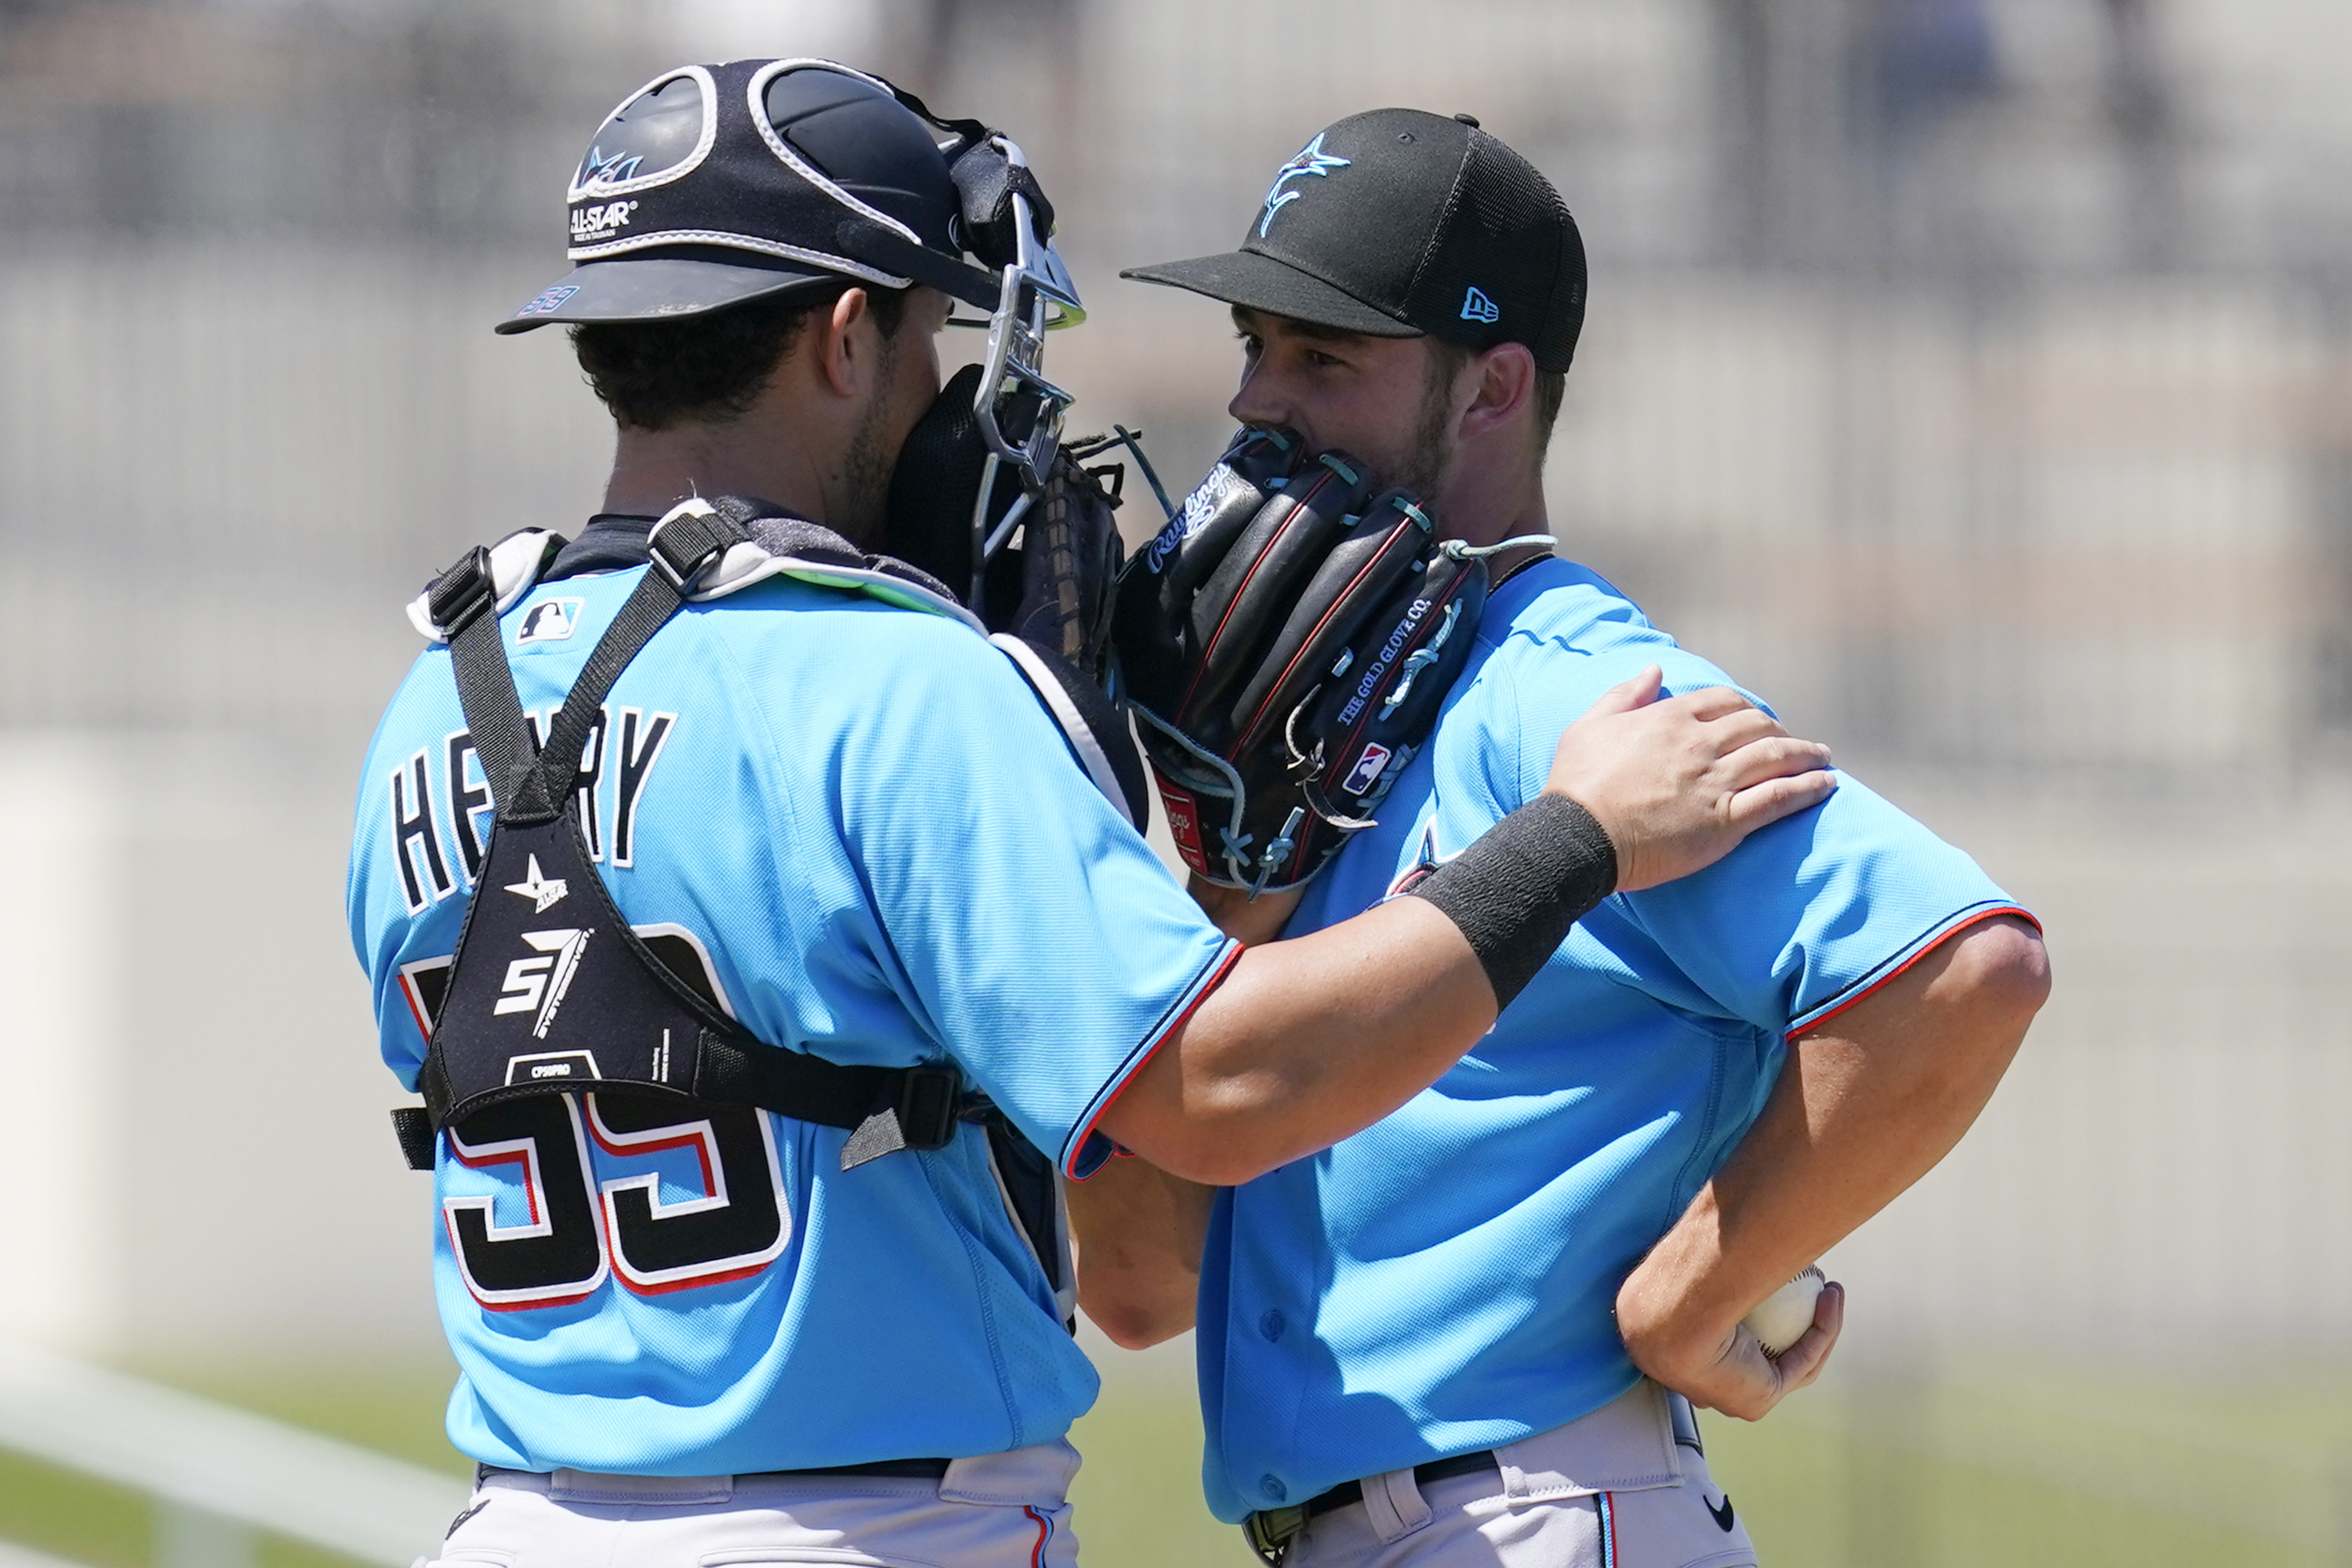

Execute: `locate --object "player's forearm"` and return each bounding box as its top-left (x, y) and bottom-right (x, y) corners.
top-left (1100, 897), bottom-right (1497, 1185)
top-left (1617, 916), bottom-right (2048, 1415)
top-left (1068, 1155), bottom-right (1215, 1349)
top-left (1187, 876), bottom-right (1304, 947)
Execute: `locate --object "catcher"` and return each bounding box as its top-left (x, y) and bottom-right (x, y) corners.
top-left (1082, 108), bottom-right (2049, 1567)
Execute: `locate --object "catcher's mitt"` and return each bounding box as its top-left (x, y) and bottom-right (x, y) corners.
top-left (884, 363), bottom-right (1127, 673)
top-left (884, 368), bottom-right (1149, 824)
top-left (1115, 427), bottom-right (1497, 892)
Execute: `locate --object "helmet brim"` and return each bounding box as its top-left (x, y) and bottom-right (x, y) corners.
top-left (494, 250), bottom-right (846, 335)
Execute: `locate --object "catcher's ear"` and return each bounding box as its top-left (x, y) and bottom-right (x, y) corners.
top-left (1454, 341), bottom-right (1538, 446)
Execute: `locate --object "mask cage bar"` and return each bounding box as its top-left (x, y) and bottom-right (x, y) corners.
top-left (959, 138), bottom-right (1084, 604)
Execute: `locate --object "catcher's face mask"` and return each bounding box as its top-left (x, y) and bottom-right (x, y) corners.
top-left (927, 129), bottom-right (1086, 604)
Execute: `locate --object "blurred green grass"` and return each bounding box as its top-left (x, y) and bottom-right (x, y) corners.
top-left (6, 1349), bottom-right (2352, 1566)
top-left (0, 1358), bottom-right (467, 1568)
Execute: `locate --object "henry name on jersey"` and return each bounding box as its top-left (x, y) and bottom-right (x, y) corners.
top-left (384, 701), bottom-right (677, 916)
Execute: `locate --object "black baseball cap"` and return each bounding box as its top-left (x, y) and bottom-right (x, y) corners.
top-left (1123, 108), bottom-right (1586, 372)
top-left (496, 59), bottom-right (1004, 335)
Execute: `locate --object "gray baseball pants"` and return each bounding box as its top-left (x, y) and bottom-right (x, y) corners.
top-left (423, 1437), bottom-right (1080, 1567)
top-left (1270, 1382), bottom-right (1758, 1568)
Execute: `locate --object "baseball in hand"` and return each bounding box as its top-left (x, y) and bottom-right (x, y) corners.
top-left (1741, 1265), bottom-right (1826, 1356)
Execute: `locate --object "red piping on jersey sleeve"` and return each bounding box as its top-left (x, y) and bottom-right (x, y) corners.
top-left (1788, 904), bottom-right (2039, 1039)
top-left (1063, 938), bottom-right (1244, 1181)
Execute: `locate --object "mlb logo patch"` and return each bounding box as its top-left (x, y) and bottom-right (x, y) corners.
top-left (521, 284), bottom-right (581, 317)
top-left (517, 597), bottom-right (585, 645)
top-left (1342, 742), bottom-right (1393, 797)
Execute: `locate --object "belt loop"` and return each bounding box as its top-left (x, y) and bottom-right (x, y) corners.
top-left (1653, 1381), bottom-right (1691, 1481)
top-left (1361, 1465), bottom-right (1433, 1544)
top-left (1493, 1446), bottom-right (1533, 1501)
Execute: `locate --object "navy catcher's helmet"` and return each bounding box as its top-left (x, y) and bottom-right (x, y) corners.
top-left (496, 59), bottom-right (1049, 335)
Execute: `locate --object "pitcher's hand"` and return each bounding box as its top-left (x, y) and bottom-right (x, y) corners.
top-left (1545, 666), bottom-right (1836, 891)
top-left (1619, 1269), bottom-right (1846, 1421)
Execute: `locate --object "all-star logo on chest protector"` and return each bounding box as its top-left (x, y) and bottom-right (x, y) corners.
top-left (416, 510), bottom-right (786, 1131)
top-left (503, 853), bottom-right (569, 913)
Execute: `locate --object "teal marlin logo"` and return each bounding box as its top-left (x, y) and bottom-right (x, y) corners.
top-left (579, 144), bottom-right (644, 187)
top-left (1259, 134), bottom-right (1352, 237)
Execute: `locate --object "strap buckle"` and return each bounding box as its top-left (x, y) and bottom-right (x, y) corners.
top-left (648, 506), bottom-right (742, 593)
top-left (895, 1065), bottom-right (962, 1151)
top-left (839, 1062), bottom-right (964, 1170)
top-left (427, 547), bottom-right (497, 636)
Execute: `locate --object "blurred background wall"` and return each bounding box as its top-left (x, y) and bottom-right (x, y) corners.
top-left (2, 0), bottom-right (2350, 1560)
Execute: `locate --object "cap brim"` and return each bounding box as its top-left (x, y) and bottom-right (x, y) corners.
top-left (1120, 249), bottom-right (1421, 339)
top-left (494, 252), bottom-right (843, 335)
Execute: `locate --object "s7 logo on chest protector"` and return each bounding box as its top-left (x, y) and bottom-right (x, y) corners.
top-left (494, 927), bottom-right (594, 1038)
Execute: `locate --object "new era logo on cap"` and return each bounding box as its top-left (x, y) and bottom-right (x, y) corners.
top-left (1461, 286), bottom-right (1499, 323)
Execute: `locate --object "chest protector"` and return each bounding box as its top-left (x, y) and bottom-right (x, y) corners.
top-left (394, 497), bottom-right (1105, 1320)
top-left (403, 502), bottom-right (964, 1171)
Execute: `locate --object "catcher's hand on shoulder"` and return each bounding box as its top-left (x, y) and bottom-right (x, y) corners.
top-left (1545, 666), bottom-right (1836, 892)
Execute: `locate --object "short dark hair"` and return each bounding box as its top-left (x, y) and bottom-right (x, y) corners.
top-left (1533, 368), bottom-right (1566, 459)
top-left (570, 282), bottom-right (911, 431)
top-left (1429, 337), bottom-right (1566, 463)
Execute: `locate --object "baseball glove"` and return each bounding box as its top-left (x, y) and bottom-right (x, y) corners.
top-left (884, 368), bottom-right (1149, 824)
top-left (985, 433), bottom-right (1151, 827)
top-left (1114, 427), bottom-right (1494, 892)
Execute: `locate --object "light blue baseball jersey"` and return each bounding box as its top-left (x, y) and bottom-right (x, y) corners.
top-left (1196, 557), bottom-right (2028, 1521)
top-left (349, 544), bottom-right (1236, 1476)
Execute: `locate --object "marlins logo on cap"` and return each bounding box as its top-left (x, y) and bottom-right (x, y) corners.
top-left (1258, 133), bottom-right (1352, 237)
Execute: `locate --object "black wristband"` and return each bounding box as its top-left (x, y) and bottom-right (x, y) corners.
top-left (1406, 792), bottom-right (1619, 1010)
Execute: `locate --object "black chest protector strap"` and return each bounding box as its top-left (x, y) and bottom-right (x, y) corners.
top-left (401, 504), bottom-right (964, 1173)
